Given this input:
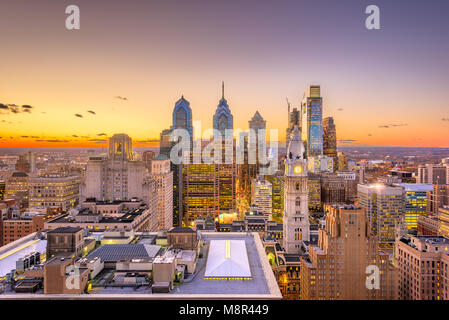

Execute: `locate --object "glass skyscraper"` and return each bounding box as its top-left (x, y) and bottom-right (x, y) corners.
top-left (301, 85), bottom-right (323, 158)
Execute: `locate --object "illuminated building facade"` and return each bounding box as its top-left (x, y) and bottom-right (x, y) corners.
top-left (286, 102), bottom-right (300, 149)
top-left (0, 180), bottom-right (5, 200)
top-left (251, 178), bottom-right (272, 217)
top-left (323, 117), bottom-right (337, 167)
top-left (397, 183), bottom-right (433, 230)
top-left (29, 174), bottom-right (81, 210)
top-left (5, 172), bottom-right (29, 209)
top-left (357, 184), bottom-right (405, 249)
top-left (337, 152), bottom-right (348, 171)
top-left (300, 205), bottom-right (397, 300)
top-left (301, 85), bottom-right (323, 158)
top-left (427, 184), bottom-right (449, 215)
top-left (265, 172), bottom-right (284, 217)
top-left (439, 206), bottom-right (449, 238)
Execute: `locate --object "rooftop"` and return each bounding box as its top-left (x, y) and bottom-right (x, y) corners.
top-left (86, 244), bottom-right (162, 263)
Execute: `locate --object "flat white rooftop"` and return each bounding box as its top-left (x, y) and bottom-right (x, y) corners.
top-left (204, 239), bottom-right (251, 279)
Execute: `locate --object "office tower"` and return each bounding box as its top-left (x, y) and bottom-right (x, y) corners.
top-left (301, 85), bottom-right (323, 158)
top-left (357, 184), bottom-right (405, 249)
top-left (159, 129), bottom-right (172, 157)
top-left (170, 96), bottom-right (194, 227)
top-left (323, 117), bottom-right (337, 167)
top-left (307, 154), bottom-right (333, 174)
top-left (81, 134), bottom-right (154, 206)
top-left (396, 235), bottom-right (449, 300)
top-left (248, 110), bottom-right (267, 172)
top-left (183, 162), bottom-right (218, 226)
top-left (283, 126), bottom-right (309, 253)
top-left (213, 81), bottom-right (233, 138)
top-left (307, 173), bottom-right (321, 212)
top-left (427, 184), bottom-right (449, 214)
top-left (337, 152), bottom-right (348, 171)
top-left (286, 99), bottom-right (301, 148)
top-left (417, 164), bottom-right (447, 184)
top-left (236, 132), bottom-right (251, 214)
top-left (300, 205), bottom-right (397, 300)
top-left (0, 180), bottom-right (5, 200)
top-left (320, 172), bottom-right (357, 205)
top-left (396, 183), bottom-right (433, 230)
top-left (265, 172), bottom-right (284, 217)
top-left (438, 207), bottom-right (449, 238)
top-left (148, 155), bottom-right (173, 231)
top-left (5, 172), bottom-right (29, 209)
top-left (29, 174), bottom-right (81, 210)
top-left (251, 178), bottom-right (272, 217)
top-left (142, 150), bottom-right (156, 172)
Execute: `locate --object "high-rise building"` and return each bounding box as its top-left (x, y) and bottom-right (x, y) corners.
top-left (5, 172), bottom-right (29, 209)
top-left (438, 206), bottom-right (449, 238)
top-left (427, 184), bottom-right (449, 214)
top-left (307, 154), bottom-right (333, 174)
top-left (142, 150), bottom-right (156, 172)
top-left (396, 235), bottom-right (449, 300)
top-left (396, 183), bottom-right (433, 230)
top-left (213, 81), bottom-right (233, 138)
top-left (300, 205), bottom-right (397, 300)
top-left (265, 172), bottom-right (284, 218)
top-left (251, 178), bottom-right (272, 217)
top-left (0, 180), bottom-right (5, 200)
top-left (29, 174), bottom-right (81, 210)
top-left (159, 129), bottom-right (172, 157)
top-left (417, 163), bottom-right (447, 185)
top-left (320, 172), bottom-right (357, 205)
top-left (81, 134), bottom-right (154, 206)
top-left (307, 173), bottom-right (321, 212)
top-left (301, 85), bottom-right (323, 158)
top-left (283, 126), bottom-right (309, 253)
top-left (357, 184), bottom-right (405, 249)
top-left (286, 100), bottom-right (300, 151)
top-left (148, 155), bottom-right (173, 231)
top-left (337, 152), bottom-right (348, 171)
top-left (183, 162), bottom-right (218, 226)
top-left (323, 117), bottom-right (337, 167)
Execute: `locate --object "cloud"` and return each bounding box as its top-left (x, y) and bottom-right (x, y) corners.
top-left (379, 123), bottom-right (408, 128)
top-left (97, 133), bottom-right (107, 136)
top-left (0, 103), bottom-right (34, 114)
top-left (368, 133), bottom-right (372, 136)
top-left (443, 118), bottom-right (449, 122)
top-left (338, 139), bottom-right (357, 143)
top-left (115, 96), bottom-right (128, 101)
top-left (88, 138), bottom-right (107, 142)
top-left (87, 110), bottom-right (96, 115)
top-left (337, 107), bottom-right (344, 111)
top-left (72, 135), bottom-right (79, 138)
top-left (134, 139), bottom-right (160, 143)
top-left (35, 139), bottom-right (70, 143)
top-left (21, 135), bottom-right (29, 138)
top-left (74, 113), bottom-right (83, 118)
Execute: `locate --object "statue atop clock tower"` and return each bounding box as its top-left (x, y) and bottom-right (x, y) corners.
top-left (283, 125), bottom-right (310, 253)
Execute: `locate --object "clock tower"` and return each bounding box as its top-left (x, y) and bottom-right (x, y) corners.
top-left (283, 126), bottom-right (310, 253)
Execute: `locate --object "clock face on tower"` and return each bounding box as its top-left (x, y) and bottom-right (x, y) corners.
top-left (294, 165), bottom-right (302, 174)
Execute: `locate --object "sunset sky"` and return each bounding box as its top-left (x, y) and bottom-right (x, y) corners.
top-left (0, 0), bottom-right (448, 148)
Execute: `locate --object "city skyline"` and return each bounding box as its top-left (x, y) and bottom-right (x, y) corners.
top-left (1, 0), bottom-right (449, 148)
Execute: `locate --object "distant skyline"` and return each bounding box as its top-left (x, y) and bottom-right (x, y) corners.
top-left (1, 0), bottom-right (449, 148)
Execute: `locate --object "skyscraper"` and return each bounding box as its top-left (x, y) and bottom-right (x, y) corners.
top-left (323, 116), bottom-right (337, 167)
top-left (213, 81), bottom-right (233, 138)
top-left (301, 85), bottom-right (323, 158)
top-left (286, 99), bottom-right (300, 148)
top-left (283, 126), bottom-right (309, 253)
top-left (397, 183), bottom-right (433, 230)
top-left (251, 177), bottom-right (272, 217)
top-left (81, 134), bottom-right (154, 206)
top-left (300, 204), bottom-right (397, 300)
top-left (357, 184), bottom-right (405, 249)
top-left (148, 154), bottom-right (174, 231)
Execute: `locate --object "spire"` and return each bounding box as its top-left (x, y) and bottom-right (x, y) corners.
top-left (222, 81), bottom-right (225, 99)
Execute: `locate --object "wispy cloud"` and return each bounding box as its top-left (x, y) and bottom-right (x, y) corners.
top-left (443, 118), bottom-right (449, 122)
top-left (87, 110), bottom-right (96, 115)
top-left (115, 96), bottom-right (128, 101)
top-left (74, 113), bottom-right (83, 118)
top-left (97, 133), bottom-right (107, 136)
top-left (379, 123), bottom-right (408, 128)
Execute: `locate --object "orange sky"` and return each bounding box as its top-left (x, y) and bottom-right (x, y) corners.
top-left (1, 1), bottom-right (448, 148)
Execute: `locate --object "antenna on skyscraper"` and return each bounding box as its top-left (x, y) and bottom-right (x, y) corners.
top-left (222, 81), bottom-right (225, 99)
top-left (286, 97), bottom-right (291, 122)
